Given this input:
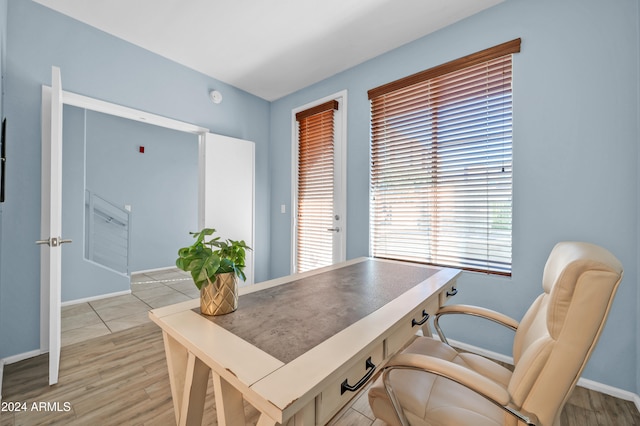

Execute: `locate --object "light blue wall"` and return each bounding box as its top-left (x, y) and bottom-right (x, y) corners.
top-left (0, 0), bottom-right (270, 358)
top-left (83, 110), bottom-right (199, 273)
top-left (61, 106), bottom-right (130, 301)
top-left (60, 106), bottom-right (199, 302)
top-left (270, 0), bottom-right (639, 393)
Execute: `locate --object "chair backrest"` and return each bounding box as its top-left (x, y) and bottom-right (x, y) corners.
top-left (505, 242), bottom-right (623, 426)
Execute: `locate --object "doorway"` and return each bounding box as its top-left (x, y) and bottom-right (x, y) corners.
top-left (291, 91), bottom-right (347, 273)
top-left (61, 105), bottom-right (199, 304)
top-left (40, 69), bottom-right (209, 384)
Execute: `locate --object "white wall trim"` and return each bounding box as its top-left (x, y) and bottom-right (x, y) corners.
top-left (56, 87), bottom-right (209, 135)
top-left (131, 265), bottom-right (177, 275)
top-left (577, 377), bottom-right (640, 412)
top-left (1, 348), bottom-right (45, 400)
top-left (1, 349), bottom-right (42, 366)
top-left (448, 338), bottom-right (640, 410)
top-left (61, 289), bottom-right (131, 307)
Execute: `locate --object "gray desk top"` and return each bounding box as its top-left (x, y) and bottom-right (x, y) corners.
top-left (198, 259), bottom-right (438, 363)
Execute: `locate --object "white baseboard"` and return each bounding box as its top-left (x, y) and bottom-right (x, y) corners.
top-left (61, 289), bottom-right (131, 307)
top-left (1, 349), bottom-right (49, 402)
top-left (1, 349), bottom-right (43, 366)
top-left (577, 377), bottom-right (640, 412)
top-left (448, 338), bottom-right (640, 410)
top-left (131, 265), bottom-right (176, 275)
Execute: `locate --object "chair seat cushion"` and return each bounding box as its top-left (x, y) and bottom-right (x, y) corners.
top-left (368, 337), bottom-right (513, 426)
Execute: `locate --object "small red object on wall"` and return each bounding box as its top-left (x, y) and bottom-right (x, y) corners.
top-left (139, 146), bottom-right (145, 153)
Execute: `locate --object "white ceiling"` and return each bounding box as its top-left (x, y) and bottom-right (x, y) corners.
top-left (33, 0), bottom-right (503, 101)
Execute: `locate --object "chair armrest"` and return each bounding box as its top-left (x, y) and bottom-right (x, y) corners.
top-left (381, 353), bottom-right (538, 426)
top-left (434, 304), bottom-right (519, 345)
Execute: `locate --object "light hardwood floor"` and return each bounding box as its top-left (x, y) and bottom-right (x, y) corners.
top-left (2, 322), bottom-right (639, 426)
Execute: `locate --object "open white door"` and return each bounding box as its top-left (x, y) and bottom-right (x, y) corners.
top-left (39, 66), bottom-right (68, 385)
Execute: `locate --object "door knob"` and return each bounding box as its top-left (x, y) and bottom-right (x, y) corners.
top-left (36, 237), bottom-right (72, 247)
top-left (326, 227), bottom-right (341, 232)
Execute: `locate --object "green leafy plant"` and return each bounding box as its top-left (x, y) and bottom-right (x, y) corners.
top-left (176, 228), bottom-right (251, 290)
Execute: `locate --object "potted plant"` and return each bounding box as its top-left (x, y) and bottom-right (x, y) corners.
top-left (176, 228), bottom-right (251, 316)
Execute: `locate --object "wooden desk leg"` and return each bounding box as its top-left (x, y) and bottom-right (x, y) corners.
top-left (163, 331), bottom-right (210, 426)
top-left (212, 371), bottom-right (246, 426)
top-left (179, 352), bottom-right (211, 426)
top-left (163, 331), bottom-right (189, 425)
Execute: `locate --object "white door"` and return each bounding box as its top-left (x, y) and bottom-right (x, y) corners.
top-left (292, 92), bottom-right (347, 273)
top-left (200, 133), bottom-right (255, 286)
top-left (39, 66), bottom-right (69, 385)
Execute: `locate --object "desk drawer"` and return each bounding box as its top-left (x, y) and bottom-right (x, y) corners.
top-left (316, 342), bottom-right (384, 425)
top-left (439, 280), bottom-right (459, 305)
top-left (385, 299), bottom-right (439, 357)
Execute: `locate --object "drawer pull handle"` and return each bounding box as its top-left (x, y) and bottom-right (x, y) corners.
top-left (411, 310), bottom-right (430, 327)
top-left (446, 287), bottom-right (458, 297)
top-left (340, 357), bottom-right (376, 395)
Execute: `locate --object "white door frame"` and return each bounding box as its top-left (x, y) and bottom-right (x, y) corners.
top-left (40, 67), bottom-right (209, 384)
top-left (290, 90), bottom-right (348, 274)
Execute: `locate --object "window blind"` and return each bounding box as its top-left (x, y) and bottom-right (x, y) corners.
top-left (368, 40), bottom-right (520, 275)
top-left (296, 100), bottom-right (338, 273)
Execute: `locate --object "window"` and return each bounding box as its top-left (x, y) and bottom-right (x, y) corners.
top-left (368, 39), bottom-right (520, 275)
top-left (295, 100), bottom-right (339, 273)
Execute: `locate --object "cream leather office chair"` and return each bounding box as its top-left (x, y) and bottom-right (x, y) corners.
top-left (368, 242), bottom-right (623, 426)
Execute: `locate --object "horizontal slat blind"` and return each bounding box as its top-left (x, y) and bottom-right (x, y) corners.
top-left (296, 101), bottom-right (337, 273)
top-left (370, 44), bottom-right (517, 275)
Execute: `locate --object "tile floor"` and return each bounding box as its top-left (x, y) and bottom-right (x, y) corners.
top-left (61, 268), bottom-right (197, 347)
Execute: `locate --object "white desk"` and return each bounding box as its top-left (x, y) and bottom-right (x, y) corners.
top-left (149, 257), bottom-right (460, 426)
